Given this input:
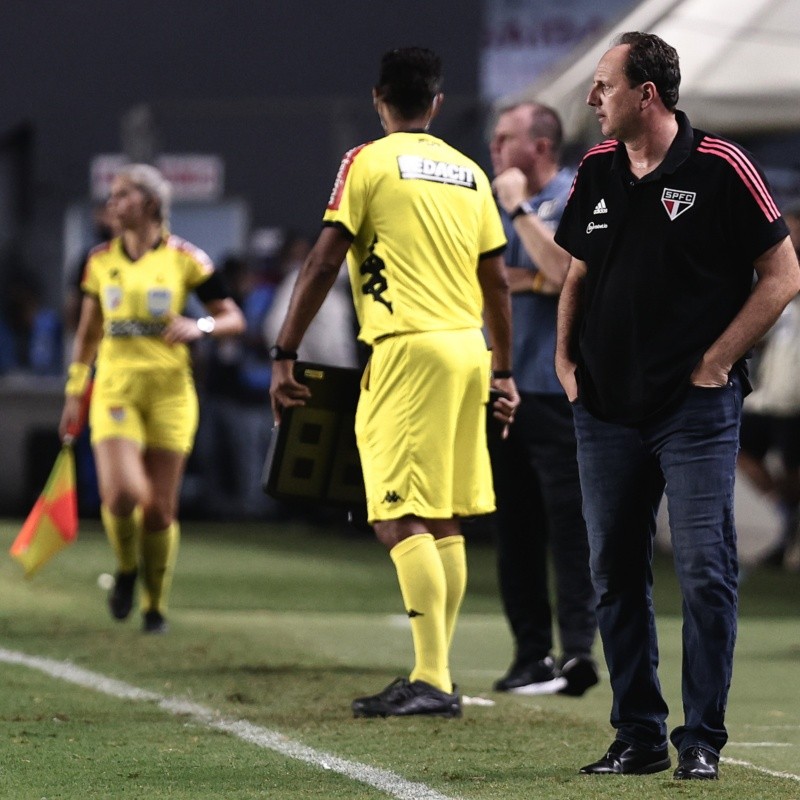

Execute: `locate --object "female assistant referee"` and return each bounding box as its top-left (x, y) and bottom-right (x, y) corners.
top-left (59, 164), bottom-right (245, 633)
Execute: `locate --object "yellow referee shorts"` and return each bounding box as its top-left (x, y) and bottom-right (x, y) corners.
top-left (355, 328), bottom-right (495, 523)
top-left (90, 366), bottom-right (199, 454)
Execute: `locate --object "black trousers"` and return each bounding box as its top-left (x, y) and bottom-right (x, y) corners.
top-left (489, 391), bottom-right (597, 663)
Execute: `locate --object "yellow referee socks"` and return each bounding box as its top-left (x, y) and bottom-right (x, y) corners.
top-left (435, 535), bottom-right (467, 650)
top-left (101, 505), bottom-right (142, 573)
top-left (390, 533), bottom-right (451, 692)
top-left (140, 522), bottom-right (180, 614)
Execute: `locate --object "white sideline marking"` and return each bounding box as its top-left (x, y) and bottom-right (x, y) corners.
top-left (0, 647), bottom-right (460, 800)
top-left (722, 757), bottom-right (800, 782)
top-left (462, 695), bottom-right (495, 707)
top-left (744, 725), bottom-right (800, 731)
top-left (727, 742), bottom-right (792, 747)
top-left (4, 648), bottom-right (800, 791)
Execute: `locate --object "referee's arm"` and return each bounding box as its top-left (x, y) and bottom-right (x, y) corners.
top-left (269, 225), bottom-right (351, 420)
top-left (478, 253), bottom-right (512, 375)
top-left (479, 252), bottom-right (519, 433)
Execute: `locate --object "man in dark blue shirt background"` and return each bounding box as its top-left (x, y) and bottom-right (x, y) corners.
top-left (489, 102), bottom-right (598, 699)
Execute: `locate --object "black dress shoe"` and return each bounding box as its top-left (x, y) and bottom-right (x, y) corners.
top-left (558, 656), bottom-right (600, 697)
top-left (673, 746), bottom-right (719, 780)
top-left (493, 657), bottom-right (567, 694)
top-left (580, 740), bottom-right (671, 775)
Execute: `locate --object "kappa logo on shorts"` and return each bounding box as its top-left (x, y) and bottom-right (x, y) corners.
top-left (382, 491), bottom-right (403, 504)
top-left (109, 406), bottom-right (126, 422)
top-left (661, 188), bottom-right (696, 221)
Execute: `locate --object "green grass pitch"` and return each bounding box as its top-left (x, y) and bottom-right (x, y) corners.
top-left (1, 518), bottom-right (798, 799)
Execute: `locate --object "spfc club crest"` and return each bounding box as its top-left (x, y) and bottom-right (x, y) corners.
top-left (661, 188), bottom-right (696, 221)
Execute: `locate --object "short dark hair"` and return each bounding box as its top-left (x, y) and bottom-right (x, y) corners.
top-left (615, 31), bottom-right (680, 111)
top-left (375, 47), bottom-right (442, 120)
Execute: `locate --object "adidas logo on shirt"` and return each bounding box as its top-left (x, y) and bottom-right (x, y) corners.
top-left (593, 198), bottom-right (608, 214)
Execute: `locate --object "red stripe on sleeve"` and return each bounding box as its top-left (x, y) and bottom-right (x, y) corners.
top-left (327, 143), bottom-right (369, 211)
top-left (697, 137), bottom-right (780, 222)
top-left (568, 140), bottom-right (618, 199)
top-left (581, 139), bottom-right (618, 160)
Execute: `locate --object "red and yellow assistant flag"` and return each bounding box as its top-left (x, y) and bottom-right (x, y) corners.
top-left (10, 445), bottom-right (78, 578)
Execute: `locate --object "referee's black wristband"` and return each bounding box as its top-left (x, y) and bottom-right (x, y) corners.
top-left (492, 369), bottom-right (513, 379)
top-left (269, 344), bottom-right (298, 361)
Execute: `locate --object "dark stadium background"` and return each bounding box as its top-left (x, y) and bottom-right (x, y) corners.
top-left (0, 1), bottom-right (486, 308)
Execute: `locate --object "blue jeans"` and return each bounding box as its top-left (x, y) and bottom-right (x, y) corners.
top-left (572, 378), bottom-right (742, 756)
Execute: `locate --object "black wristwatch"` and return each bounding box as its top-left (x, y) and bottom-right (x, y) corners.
top-left (510, 200), bottom-right (535, 220)
top-left (268, 344), bottom-right (298, 361)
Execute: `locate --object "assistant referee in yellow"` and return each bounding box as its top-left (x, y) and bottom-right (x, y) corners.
top-left (270, 47), bottom-right (519, 717)
top-left (59, 164), bottom-right (244, 633)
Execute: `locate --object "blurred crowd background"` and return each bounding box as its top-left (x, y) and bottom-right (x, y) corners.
top-left (2, 1), bottom-right (799, 539)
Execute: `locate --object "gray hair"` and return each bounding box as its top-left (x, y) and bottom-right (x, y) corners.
top-left (116, 163), bottom-right (172, 225)
top-left (496, 101), bottom-right (563, 156)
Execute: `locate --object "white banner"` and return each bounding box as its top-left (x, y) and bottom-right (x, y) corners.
top-left (481, 0), bottom-right (637, 101)
top-left (90, 154), bottom-right (224, 202)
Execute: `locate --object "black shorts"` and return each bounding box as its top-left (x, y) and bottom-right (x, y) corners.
top-left (739, 411), bottom-right (800, 470)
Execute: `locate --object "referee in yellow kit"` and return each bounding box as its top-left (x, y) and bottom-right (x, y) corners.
top-left (60, 164), bottom-right (244, 633)
top-left (270, 47), bottom-right (519, 717)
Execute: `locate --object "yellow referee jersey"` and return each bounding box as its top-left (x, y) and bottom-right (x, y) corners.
top-left (81, 234), bottom-right (214, 371)
top-left (323, 131), bottom-right (506, 346)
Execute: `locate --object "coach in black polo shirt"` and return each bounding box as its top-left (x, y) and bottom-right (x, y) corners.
top-left (555, 32), bottom-right (800, 781)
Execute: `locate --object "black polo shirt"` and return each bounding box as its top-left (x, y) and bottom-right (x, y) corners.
top-left (555, 111), bottom-right (789, 425)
